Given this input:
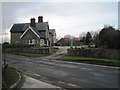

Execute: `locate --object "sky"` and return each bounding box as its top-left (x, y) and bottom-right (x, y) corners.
top-left (1, 1), bottom-right (119, 43)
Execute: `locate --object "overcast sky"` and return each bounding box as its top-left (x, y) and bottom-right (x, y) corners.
top-left (1, 1), bottom-right (118, 43)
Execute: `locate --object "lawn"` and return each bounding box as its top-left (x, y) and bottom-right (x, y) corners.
top-left (59, 55), bottom-right (120, 67)
top-left (2, 67), bottom-right (19, 89)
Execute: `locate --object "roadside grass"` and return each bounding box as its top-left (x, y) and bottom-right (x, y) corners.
top-left (14, 52), bottom-right (49, 57)
top-left (2, 67), bottom-right (19, 89)
top-left (59, 55), bottom-right (120, 67)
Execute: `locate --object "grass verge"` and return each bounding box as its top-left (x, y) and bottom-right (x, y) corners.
top-left (59, 55), bottom-right (120, 67)
top-left (2, 67), bottom-right (19, 89)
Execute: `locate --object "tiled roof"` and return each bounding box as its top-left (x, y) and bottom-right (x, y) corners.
top-left (30, 26), bottom-right (44, 38)
top-left (72, 38), bottom-right (80, 41)
top-left (59, 38), bottom-right (80, 41)
top-left (49, 29), bottom-right (56, 35)
top-left (36, 22), bottom-right (49, 30)
top-left (10, 23), bottom-right (25, 32)
top-left (10, 22), bottom-right (49, 32)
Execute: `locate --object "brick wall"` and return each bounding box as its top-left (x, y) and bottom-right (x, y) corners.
top-left (11, 32), bottom-right (22, 44)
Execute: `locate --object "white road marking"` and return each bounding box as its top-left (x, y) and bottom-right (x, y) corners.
top-left (93, 73), bottom-right (104, 76)
top-left (19, 70), bottom-right (23, 72)
top-left (42, 59), bottom-right (49, 60)
top-left (59, 64), bottom-right (77, 68)
top-left (25, 58), bottom-right (30, 60)
top-left (68, 83), bottom-right (77, 87)
top-left (39, 61), bottom-right (54, 65)
top-left (34, 73), bottom-right (41, 77)
top-left (58, 81), bottom-right (64, 84)
top-left (81, 67), bottom-right (93, 71)
top-left (27, 62), bottom-right (32, 63)
top-left (19, 69), bottom-right (26, 72)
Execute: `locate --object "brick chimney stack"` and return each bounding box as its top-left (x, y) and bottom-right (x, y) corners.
top-left (38, 16), bottom-right (43, 22)
top-left (30, 18), bottom-right (36, 27)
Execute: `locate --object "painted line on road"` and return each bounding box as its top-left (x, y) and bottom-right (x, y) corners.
top-left (58, 81), bottom-right (64, 84)
top-left (81, 67), bottom-right (93, 71)
top-left (58, 81), bottom-right (79, 88)
top-left (34, 73), bottom-right (41, 77)
top-left (42, 59), bottom-right (49, 60)
top-left (93, 73), bottom-right (104, 76)
top-left (27, 62), bottom-right (32, 64)
top-left (59, 64), bottom-right (77, 68)
top-left (68, 83), bottom-right (78, 87)
top-left (19, 69), bottom-right (23, 72)
top-left (24, 58), bottom-right (30, 60)
top-left (38, 61), bottom-right (55, 65)
top-left (19, 58), bottom-right (33, 64)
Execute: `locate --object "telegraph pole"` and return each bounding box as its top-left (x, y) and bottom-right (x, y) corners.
top-left (2, 19), bottom-right (7, 73)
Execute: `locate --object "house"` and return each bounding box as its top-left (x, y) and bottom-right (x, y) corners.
top-left (10, 16), bottom-right (56, 46)
top-left (57, 37), bottom-right (80, 46)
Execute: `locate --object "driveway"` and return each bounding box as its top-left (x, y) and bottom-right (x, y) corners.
top-left (41, 46), bottom-right (69, 60)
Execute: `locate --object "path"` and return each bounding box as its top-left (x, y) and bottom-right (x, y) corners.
top-left (22, 75), bottom-right (60, 89)
top-left (41, 46), bottom-right (69, 60)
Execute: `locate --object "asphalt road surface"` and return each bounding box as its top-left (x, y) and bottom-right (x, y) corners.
top-left (5, 53), bottom-right (119, 89)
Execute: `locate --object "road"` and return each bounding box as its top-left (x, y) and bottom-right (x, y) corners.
top-left (4, 47), bottom-right (119, 89)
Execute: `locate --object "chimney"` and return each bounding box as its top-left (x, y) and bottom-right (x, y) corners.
top-left (38, 16), bottom-right (43, 22)
top-left (30, 18), bottom-right (36, 27)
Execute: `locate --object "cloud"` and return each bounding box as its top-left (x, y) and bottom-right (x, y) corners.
top-left (2, 0), bottom-right (120, 2)
top-left (1, 2), bottom-right (118, 43)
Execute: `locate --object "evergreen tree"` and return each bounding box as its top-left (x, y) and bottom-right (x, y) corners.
top-left (85, 32), bottom-right (92, 45)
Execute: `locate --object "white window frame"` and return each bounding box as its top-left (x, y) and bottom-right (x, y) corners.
top-left (28, 39), bottom-right (36, 45)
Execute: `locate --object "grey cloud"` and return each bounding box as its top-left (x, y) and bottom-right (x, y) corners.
top-left (1, 2), bottom-right (118, 39)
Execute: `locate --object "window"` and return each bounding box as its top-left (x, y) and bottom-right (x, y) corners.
top-left (28, 39), bottom-right (36, 45)
top-left (32, 39), bottom-right (35, 44)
